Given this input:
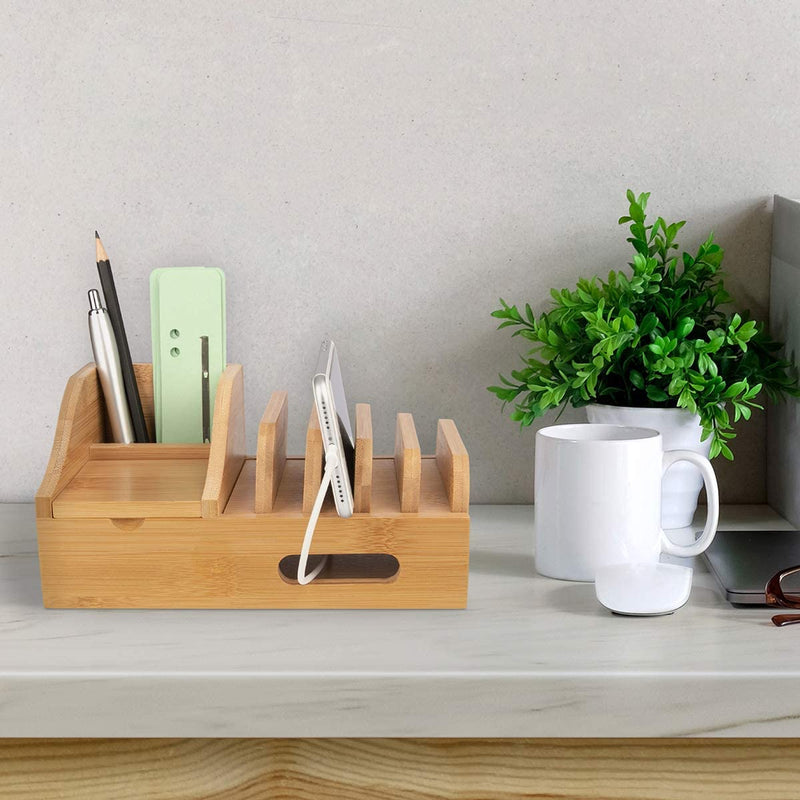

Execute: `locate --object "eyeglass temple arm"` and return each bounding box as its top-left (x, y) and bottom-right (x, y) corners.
top-left (772, 613), bottom-right (800, 627)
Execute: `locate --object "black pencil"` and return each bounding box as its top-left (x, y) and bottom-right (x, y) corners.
top-left (95, 232), bottom-right (150, 443)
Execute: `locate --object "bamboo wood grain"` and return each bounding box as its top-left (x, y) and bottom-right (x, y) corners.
top-left (36, 369), bottom-right (469, 609)
top-left (35, 364), bottom-right (104, 519)
top-left (37, 512), bottom-right (468, 608)
top-left (302, 407), bottom-right (324, 514)
top-left (353, 403), bottom-right (373, 513)
top-left (394, 412), bottom-right (421, 512)
top-left (201, 365), bottom-right (246, 518)
top-left (89, 443), bottom-right (210, 460)
top-left (38, 459), bottom-right (469, 608)
top-left (52, 458), bottom-right (208, 519)
top-left (255, 391), bottom-right (288, 513)
top-left (229, 458), bottom-right (455, 519)
top-left (1, 738), bottom-right (798, 800)
top-left (435, 419), bottom-right (470, 512)
top-left (132, 363), bottom-right (156, 441)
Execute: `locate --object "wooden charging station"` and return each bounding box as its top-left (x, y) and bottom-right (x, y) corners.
top-left (35, 364), bottom-right (470, 609)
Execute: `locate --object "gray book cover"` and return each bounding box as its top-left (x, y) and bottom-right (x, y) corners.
top-left (768, 195), bottom-right (800, 525)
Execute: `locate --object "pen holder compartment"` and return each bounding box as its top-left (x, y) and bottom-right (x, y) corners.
top-left (36, 367), bottom-right (470, 609)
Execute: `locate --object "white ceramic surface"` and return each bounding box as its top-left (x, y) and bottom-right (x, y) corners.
top-left (595, 562), bottom-right (693, 616)
top-left (586, 404), bottom-right (713, 528)
top-left (534, 424), bottom-right (719, 582)
top-left (1, 503), bottom-right (798, 738)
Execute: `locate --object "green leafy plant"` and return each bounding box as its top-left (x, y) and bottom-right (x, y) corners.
top-left (489, 190), bottom-right (800, 459)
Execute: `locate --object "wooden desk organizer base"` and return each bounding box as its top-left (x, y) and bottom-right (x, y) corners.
top-left (36, 364), bottom-right (470, 609)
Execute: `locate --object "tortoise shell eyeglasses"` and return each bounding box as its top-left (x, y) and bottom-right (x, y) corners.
top-left (766, 565), bottom-right (800, 627)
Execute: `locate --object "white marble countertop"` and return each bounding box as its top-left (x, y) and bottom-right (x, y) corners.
top-left (0, 503), bottom-right (797, 738)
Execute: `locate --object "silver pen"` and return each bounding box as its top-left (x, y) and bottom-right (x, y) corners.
top-left (88, 289), bottom-right (134, 443)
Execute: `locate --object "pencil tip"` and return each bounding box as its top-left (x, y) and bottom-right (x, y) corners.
top-left (95, 230), bottom-right (99, 238)
top-left (95, 233), bottom-right (108, 263)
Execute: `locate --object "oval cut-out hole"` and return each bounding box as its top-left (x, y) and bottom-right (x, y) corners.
top-left (279, 554), bottom-right (399, 584)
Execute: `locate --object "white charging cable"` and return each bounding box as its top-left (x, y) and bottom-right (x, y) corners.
top-left (296, 445), bottom-right (338, 585)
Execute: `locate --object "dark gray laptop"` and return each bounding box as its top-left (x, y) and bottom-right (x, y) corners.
top-left (703, 530), bottom-right (800, 605)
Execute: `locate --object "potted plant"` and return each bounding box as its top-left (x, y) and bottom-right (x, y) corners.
top-left (489, 190), bottom-right (800, 527)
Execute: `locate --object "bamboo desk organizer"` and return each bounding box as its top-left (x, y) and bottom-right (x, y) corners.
top-left (35, 363), bottom-right (470, 609)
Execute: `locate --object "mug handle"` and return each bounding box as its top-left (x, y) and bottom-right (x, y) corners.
top-left (659, 449), bottom-right (719, 557)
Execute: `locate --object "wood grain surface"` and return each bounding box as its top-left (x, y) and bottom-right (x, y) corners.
top-left (0, 738), bottom-right (798, 799)
top-left (394, 412), bottom-right (421, 512)
top-left (35, 363), bottom-right (104, 518)
top-left (52, 457), bottom-right (208, 518)
top-left (353, 402), bottom-right (373, 513)
top-left (435, 418), bottom-right (470, 513)
top-left (302, 406), bottom-right (324, 514)
top-left (255, 390), bottom-right (288, 513)
top-left (201, 364), bottom-right (246, 518)
top-left (36, 365), bottom-right (469, 609)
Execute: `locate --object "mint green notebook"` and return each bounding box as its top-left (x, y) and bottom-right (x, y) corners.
top-left (150, 267), bottom-right (226, 443)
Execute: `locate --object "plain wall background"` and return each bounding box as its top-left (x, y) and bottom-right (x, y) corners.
top-left (2, 0), bottom-right (799, 503)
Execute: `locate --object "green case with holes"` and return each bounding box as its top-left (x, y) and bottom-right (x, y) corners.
top-left (150, 267), bottom-right (226, 443)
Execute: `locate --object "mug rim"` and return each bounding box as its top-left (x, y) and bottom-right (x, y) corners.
top-left (537, 423), bottom-right (660, 442)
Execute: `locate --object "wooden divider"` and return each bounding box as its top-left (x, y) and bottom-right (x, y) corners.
top-left (302, 408), bottom-right (324, 514)
top-left (353, 403), bottom-right (373, 513)
top-left (35, 363), bottom-right (105, 519)
top-left (394, 412), bottom-right (421, 512)
top-left (255, 391), bottom-right (288, 513)
top-left (201, 365), bottom-right (246, 518)
top-left (436, 418), bottom-right (470, 512)
top-left (132, 363), bottom-right (156, 441)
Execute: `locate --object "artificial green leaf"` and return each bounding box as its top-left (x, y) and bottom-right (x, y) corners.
top-left (675, 317), bottom-right (695, 338)
top-left (646, 386), bottom-right (668, 402)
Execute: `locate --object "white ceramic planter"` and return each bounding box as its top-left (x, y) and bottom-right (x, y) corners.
top-left (585, 404), bottom-right (712, 529)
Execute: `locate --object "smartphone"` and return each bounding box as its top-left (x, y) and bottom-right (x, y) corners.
top-left (312, 337), bottom-right (355, 517)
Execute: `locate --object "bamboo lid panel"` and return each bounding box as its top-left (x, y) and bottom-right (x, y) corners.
top-left (51, 454), bottom-right (210, 519)
top-left (353, 403), bottom-right (373, 513)
top-left (302, 408), bottom-right (324, 513)
top-left (394, 413), bottom-right (421, 512)
top-left (201, 364), bottom-right (246, 518)
top-left (255, 390), bottom-right (288, 513)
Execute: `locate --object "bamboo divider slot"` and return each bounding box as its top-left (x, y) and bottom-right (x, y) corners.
top-left (353, 403), bottom-right (373, 513)
top-left (436, 419), bottom-right (470, 513)
top-left (394, 413), bottom-right (421, 513)
top-left (200, 364), bottom-right (246, 518)
top-left (255, 391), bottom-right (288, 513)
top-left (302, 408), bottom-right (324, 514)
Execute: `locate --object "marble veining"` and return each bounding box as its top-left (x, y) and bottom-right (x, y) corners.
top-left (0, 503), bottom-right (797, 737)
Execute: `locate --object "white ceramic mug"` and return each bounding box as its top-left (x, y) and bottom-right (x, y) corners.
top-left (534, 424), bottom-right (719, 582)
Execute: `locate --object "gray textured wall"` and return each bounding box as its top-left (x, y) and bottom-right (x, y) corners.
top-left (3, 0), bottom-right (799, 503)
